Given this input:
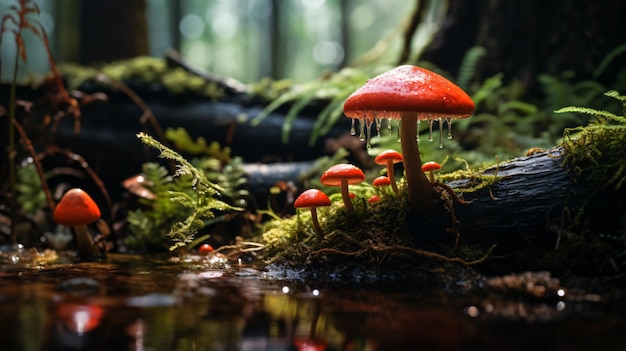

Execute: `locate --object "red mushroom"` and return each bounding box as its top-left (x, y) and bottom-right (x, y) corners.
top-left (294, 189), bottom-right (331, 240)
top-left (374, 150), bottom-right (403, 194)
top-left (320, 164), bottom-right (365, 215)
top-left (344, 65), bottom-right (474, 210)
top-left (372, 176), bottom-right (392, 195)
top-left (368, 195), bottom-right (381, 204)
top-left (198, 243), bottom-right (214, 255)
top-left (53, 188), bottom-right (101, 258)
top-left (422, 161), bottom-right (442, 183)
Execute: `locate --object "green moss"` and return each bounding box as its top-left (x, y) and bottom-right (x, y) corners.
top-left (261, 181), bottom-right (491, 273)
top-left (558, 91), bottom-right (626, 190)
top-left (58, 57), bottom-right (224, 99)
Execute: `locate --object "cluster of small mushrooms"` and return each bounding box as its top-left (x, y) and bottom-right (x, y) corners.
top-left (294, 64), bottom-right (474, 239)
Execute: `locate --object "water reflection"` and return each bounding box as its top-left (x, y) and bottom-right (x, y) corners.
top-left (0, 254), bottom-right (623, 350)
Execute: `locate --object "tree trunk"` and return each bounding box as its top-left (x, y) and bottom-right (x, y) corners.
top-left (79, 0), bottom-right (149, 64)
top-left (420, 0), bottom-right (626, 87)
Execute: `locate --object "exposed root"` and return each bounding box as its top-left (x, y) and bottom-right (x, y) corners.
top-left (309, 242), bottom-right (495, 266)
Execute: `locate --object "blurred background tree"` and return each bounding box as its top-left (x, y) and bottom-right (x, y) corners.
top-left (1, 0), bottom-right (624, 86)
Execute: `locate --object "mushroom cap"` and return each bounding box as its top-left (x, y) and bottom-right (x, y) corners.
top-left (53, 188), bottom-right (101, 226)
top-left (198, 243), bottom-right (214, 255)
top-left (374, 149), bottom-right (403, 165)
top-left (368, 195), bottom-right (381, 204)
top-left (343, 65), bottom-right (475, 122)
top-left (294, 189), bottom-right (331, 208)
top-left (320, 164), bottom-right (365, 186)
top-left (372, 176), bottom-right (392, 187)
top-left (422, 161), bottom-right (442, 172)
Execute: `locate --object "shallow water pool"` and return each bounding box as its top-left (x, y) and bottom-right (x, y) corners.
top-left (0, 251), bottom-right (624, 351)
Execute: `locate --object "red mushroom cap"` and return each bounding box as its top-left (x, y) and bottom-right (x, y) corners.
top-left (294, 189), bottom-right (331, 208)
top-left (372, 176), bottom-right (392, 187)
top-left (422, 161), bottom-right (442, 172)
top-left (198, 243), bottom-right (214, 255)
top-left (374, 150), bottom-right (403, 165)
top-left (53, 188), bottom-right (101, 226)
top-left (368, 195), bottom-right (381, 204)
top-left (343, 65), bottom-right (475, 122)
top-left (319, 164), bottom-right (365, 186)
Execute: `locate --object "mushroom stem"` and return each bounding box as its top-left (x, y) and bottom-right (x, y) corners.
top-left (400, 114), bottom-right (437, 210)
top-left (386, 161), bottom-right (400, 194)
top-left (340, 179), bottom-right (355, 214)
top-left (309, 208), bottom-right (323, 240)
top-left (74, 224), bottom-right (97, 258)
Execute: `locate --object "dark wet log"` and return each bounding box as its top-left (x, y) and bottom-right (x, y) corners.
top-left (413, 148), bottom-right (619, 267)
top-left (48, 85), bottom-right (348, 203)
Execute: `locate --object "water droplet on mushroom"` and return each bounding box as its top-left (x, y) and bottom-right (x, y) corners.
top-left (375, 117), bottom-right (383, 137)
top-left (359, 118), bottom-right (366, 141)
top-left (428, 118), bottom-right (434, 142)
top-left (438, 118), bottom-right (443, 148)
top-left (350, 118), bottom-right (357, 136)
top-left (387, 118), bottom-right (393, 135)
top-left (397, 120), bottom-right (402, 142)
top-left (446, 117), bottom-right (453, 139)
top-left (366, 118), bottom-right (374, 149)
top-left (416, 120), bottom-right (421, 142)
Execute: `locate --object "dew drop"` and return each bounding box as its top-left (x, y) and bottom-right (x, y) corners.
top-left (438, 118), bottom-right (443, 148)
top-left (387, 118), bottom-right (393, 134)
top-left (428, 119), bottom-right (434, 142)
top-left (375, 117), bottom-right (383, 137)
top-left (359, 118), bottom-right (366, 141)
top-left (416, 120), bottom-right (421, 142)
top-left (350, 118), bottom-right (357, 136)
top-left (446, 117), bottom-right (453, 139)
top-left (366, 118), bottom-right (374, 149)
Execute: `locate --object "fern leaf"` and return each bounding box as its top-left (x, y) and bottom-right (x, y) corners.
top-left (555, 106), bottom-right (624, 123)
top-left (457, 46), bottom-right (486, 90)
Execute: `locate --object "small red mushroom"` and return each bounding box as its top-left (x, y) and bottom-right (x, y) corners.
top-left (344, 65), bottom-right (474, 211)
top-left (294, 189), bottom-right (331, 240)
top-left (368, 195), bottom-right (381, 204)
top-left (53, 188), bottom-right (101, 258)
top-left (422, 161), bottom-right (442, 183)
top-left (198, 243), bottom-right (214, 255)
top-left (374, 150), bottom-right (403, 194)
top-left (372, 176), bottom-right (392, 195)
top-left (319, 164), bottom-right (365, 215)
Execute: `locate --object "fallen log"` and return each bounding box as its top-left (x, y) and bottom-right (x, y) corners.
top-left (409, 147), bottom-right (623, 275)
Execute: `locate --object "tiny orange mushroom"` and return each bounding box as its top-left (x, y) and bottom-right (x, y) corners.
top-left (294, 189), bottom-right (331, 240)
top-left (374, 150), bottom-right (403, 194)
top-left (320, 164), bottom-right (365, 215)
top-left (422, 161), bottom-right (442, 183)
top-left (53, 188), bottom-right (101, 259)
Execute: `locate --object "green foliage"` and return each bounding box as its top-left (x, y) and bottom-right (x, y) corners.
top-left (165, 127), bottom-right (231, 162)
top-left (250, 67), bottom-right (370, 145)
top-left (134, 133), bottom-right (242, 252)
top-left (125, 162), bottom-right (191, 251)
top-left (58, 57), bottom-right (224, 99)
top-left (456, 46), bottom-right (486, 90)
top-left (16, 163), bottom-right (46, 215)
top-left (558, 90), bottom-right (626, 190)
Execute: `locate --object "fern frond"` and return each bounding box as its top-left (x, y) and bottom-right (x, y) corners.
top-left (457, 46), bottom-right (486, 90)
top-left (555, 106), bottom-right (624, 123)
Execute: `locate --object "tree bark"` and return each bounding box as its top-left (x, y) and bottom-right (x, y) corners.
top-left (420, 1), bottom-right (626, 87)
top-left (79, 0), bottom-right (149, 64)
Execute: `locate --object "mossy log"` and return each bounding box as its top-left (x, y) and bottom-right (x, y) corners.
top-left (415, 147), bottom-right (623, 275)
